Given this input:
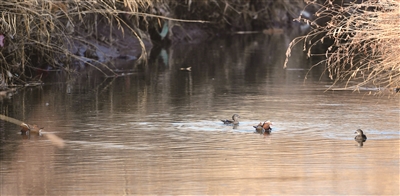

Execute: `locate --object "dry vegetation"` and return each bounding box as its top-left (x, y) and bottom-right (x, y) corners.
top-left (285, 0), bottom-right (400, 93)
top-left (0, 0), bottom-right (159, 87)
top-left (0, 0), bottom-right (307, 87)
top-left (166, 0), bottom-right (306, 30)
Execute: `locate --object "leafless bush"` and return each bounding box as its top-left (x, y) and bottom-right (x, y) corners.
top-left (285, 0), bottom-right (400, 93)
top-left (0, 0), bottom-right (155, 86)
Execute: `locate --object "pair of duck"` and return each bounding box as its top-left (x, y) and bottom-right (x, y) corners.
top-left (20, 122), bottom-right (43, 135)
top-left (221, 114), bottom-right (368, 141)
top-left (221, 114), bottom-right (272, 134)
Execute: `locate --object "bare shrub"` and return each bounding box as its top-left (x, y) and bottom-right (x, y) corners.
top-left (285, 0), bottom-right (400, 93)
top-left (0, 0), bottom-right (155, 86)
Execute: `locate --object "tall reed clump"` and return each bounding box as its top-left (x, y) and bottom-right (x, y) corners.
top-left (0, 0), bottom-right (156, 87)
top-left (285, 0), bottom-right (400, 93)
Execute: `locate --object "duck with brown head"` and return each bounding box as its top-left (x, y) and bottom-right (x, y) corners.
top-left (20, 123), bottom-right (43, 135)
top-left (253, 121), bottom-right (272, 134)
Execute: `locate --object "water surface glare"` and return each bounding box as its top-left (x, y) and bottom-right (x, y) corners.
top-left (1, 34), bottom-right (399, 195)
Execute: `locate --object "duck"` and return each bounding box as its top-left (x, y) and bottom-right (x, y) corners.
top-left (253, 122), bottom-right (264, 133)
top-left (354, 129), bottom-right (367, 142)
top-left (221, 114), bottom-right (240, 125)
top-left (253, 121), bottom-right (272, 134)
top-left (20, 122), bottom-right (43, 134)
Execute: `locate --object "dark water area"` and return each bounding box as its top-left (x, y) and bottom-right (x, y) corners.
top-left (1, 32), bottom-right (399, 195)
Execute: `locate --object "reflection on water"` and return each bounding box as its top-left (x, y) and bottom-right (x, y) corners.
top-left (1, 33), bottom-right (399, 195)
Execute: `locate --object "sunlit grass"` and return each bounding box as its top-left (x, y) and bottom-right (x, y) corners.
top-left (285, 0), bottom-right (400, 93)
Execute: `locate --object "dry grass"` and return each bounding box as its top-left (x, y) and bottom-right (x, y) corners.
top-left (285, 0), bottom-right (400, 93)
top-left (0, 0), bottom-right (310, 87)
top-left (0, 0), bottom-right (159, 86)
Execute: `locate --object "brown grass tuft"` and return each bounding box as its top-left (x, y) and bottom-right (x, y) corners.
top-left (0, 0), bottom-right (157, 86)
top-left (285, 0), bottom-right (400, 93)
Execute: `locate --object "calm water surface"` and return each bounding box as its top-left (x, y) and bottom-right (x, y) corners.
top-left (1, 33), bottom-right (399, 195)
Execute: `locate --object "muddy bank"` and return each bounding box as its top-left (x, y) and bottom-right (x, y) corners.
top-left (67, 18), bottom-right (153, 75)
top-left (0, 1), bottom-right (320, 90)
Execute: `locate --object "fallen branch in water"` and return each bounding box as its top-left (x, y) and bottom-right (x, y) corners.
top-left (0, 114), bottom-right (65, 148)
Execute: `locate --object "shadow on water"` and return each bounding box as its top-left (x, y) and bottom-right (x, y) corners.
top-left (0, 31), bottom-right (399, 195)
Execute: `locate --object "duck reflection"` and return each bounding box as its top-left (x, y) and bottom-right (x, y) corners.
top-left (20, 129), bottom-right (30, 139)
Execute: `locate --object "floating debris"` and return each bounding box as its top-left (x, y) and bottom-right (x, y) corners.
top-left (180, 67), bottom-right (191, 72)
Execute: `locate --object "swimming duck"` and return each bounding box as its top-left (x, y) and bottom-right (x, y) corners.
top-left (221, 114), bottom-right (240, 125)
top-left (253, 121), bottom-right (272, 134)
top-left (262, 121), bottom-right (272, 131)
top-left (20, 123), bottom-right (43, 134)
top-left (253, 122), bottom-right (264, 133)
top-left (354, 129), bottom-right (367, 142)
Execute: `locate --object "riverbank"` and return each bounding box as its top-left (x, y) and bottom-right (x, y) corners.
top-left (0, 0), bottom-right (398, 94)
top-left (0, 0), bottom-right (309, 88)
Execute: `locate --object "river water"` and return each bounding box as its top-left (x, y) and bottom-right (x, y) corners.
top-left (1, 33), bottom-right (399, 195)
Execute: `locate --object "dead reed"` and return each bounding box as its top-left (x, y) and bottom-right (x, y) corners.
top-left (0, 0), bottom-right (310, 87)
top-left (0, 0), bottom-right (157, 86)
top-left (285, 0), bottom-right (400, 93)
